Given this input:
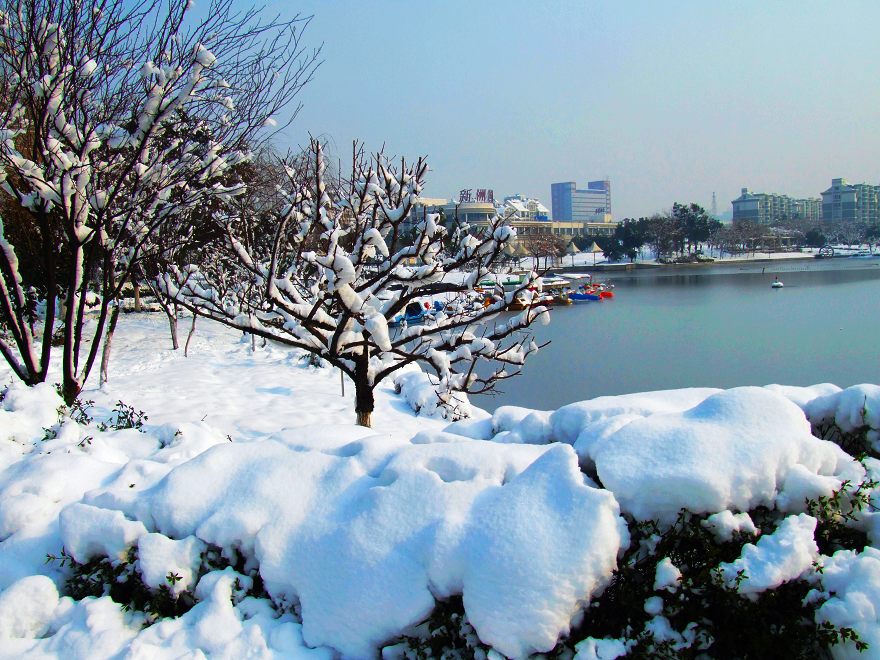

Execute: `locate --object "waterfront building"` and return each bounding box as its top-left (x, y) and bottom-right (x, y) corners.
top-left (731, 188), bottom-right (820, 225)
top-left (551, 180), bottom-right (611, 222)
top-left (821, 178), bottom-right (880, 224)
top-left (405, 185), bottom-right (619, 255)
top-left (501, 194), bottom-right (550, 221)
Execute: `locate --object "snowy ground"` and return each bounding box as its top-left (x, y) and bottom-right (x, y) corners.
top-left (1, 313), bottom-right (879, 658)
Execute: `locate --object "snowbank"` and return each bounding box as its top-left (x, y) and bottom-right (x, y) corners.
top-left (0, 314), bottom-right (878, 658)
top-left (479, 386), bottom-right (863, 524)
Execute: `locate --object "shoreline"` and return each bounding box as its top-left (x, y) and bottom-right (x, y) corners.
top-left (549, 252), bottom-right (879, 275)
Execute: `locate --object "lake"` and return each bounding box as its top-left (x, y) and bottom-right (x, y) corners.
top-left (470, 257), bottom-right (880, 412)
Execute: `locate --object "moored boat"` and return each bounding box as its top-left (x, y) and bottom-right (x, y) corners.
top-left (569, 291), bottom-right (601, 302)
top-left (389, 299), bottom-right (443, 326)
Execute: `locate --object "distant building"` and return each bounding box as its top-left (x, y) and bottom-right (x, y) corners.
top-left (821, 178), bottom-right (880, 224)
top-left (501, 194), bottom-right (550, 221)
top-left (551, 180), bottom-right (611, 222)
top-left (406, 186), bottom-right (618, 250)
top-left (731, 188), bottom-right (820, 225)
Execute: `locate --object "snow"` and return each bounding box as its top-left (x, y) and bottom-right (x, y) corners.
top-left (718, 513), bottom-right (819, 596)
top-left (569, 387), bottom-right (860, 522)
top-left (137, 534), bottom-right (206, 596)
top-left (812, 547), bottom-right (880, 658)
top-left (653, 557), bottom-right (682, 592)
top-left (701, 510), bottom-right (759, 543)
top-left (574, 636), bottom-right (630, 659)
top-left (802, 384), bottom-right (880, 432)
top-left (462, 445), bottom-right (626, 658)
top-left (0, 575), bottom-right (60, 639)
top-left (60, 503), bottom-right (148, 563)
top-left (0, 312), bottom-right (878, 658)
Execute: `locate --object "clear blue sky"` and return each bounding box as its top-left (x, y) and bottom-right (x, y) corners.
top-left (265, 0), bottom-right (880, 219)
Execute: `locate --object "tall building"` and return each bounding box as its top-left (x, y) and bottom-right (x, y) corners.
top-left (551, 180), bottom-right (611, 222)
top-left (821, 178), bottom-right (880, 224)
top-left (731, 188), bottom-right (820, 225)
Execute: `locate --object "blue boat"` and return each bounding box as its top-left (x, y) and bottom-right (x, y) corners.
top-left (389, 300), bottom-right (443, 327)
top-left (569, 292), bottom-right (601, 302)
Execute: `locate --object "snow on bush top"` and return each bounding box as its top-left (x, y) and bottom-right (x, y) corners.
top-left (480, 386), bottom-right (863, 524)
top-left (134, 435), bottom-right (625, 657)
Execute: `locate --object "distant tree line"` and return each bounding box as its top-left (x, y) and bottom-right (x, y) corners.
top-left (593, 204), bottom-right (880, 263)
top-left (595, 203), bottom-right (722, 263)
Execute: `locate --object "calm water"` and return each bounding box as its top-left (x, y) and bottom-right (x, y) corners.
top-left (471, 258), bottom-right (880, 412)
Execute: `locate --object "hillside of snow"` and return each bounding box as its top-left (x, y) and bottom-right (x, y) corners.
top-left (1, 313), bottom-right (879, 658)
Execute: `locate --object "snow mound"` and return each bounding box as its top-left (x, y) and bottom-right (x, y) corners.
top-left (463, 445), bottom-right (627, 658)
top-left (491, 406), bottom-right (554, 445)
top-left (701, 510), bottom-right (759, 543)
top-left (137, 534), bottom-right (206, 595)
top-left (813, 547), bottom-right (880, 658)
top-left (0, 575), bottom-right (60, 639)
top-left (60, 503), bottom-right (148, 564)
top-left (0, 381), bottom-right (64, 454)
top-left (719, 513), bottom-right (818, 595)
top-left (580, 387), bottom-right (861, 522)
top-left (136, 435), bottom-right (626, 657)
top-left (127, 568), bottom-right (332, 659)
top-left (801, 384), bottom-right (880, 452)
top-left (550, 388), bottom-right (721, 448)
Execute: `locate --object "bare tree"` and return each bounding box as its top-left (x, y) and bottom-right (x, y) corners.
top-left (0, 0), bottom-right (320, 403)
top-left (164, 139), bottom-right (548, 427)
top-left (522, 233), bottom-right (566, 271)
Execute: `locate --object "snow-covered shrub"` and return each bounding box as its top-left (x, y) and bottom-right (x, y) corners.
top-left (48, 541), bottom-right (266, 624)
top-left (549, 509), bottom-right (868, 658)
top-left (805, 460), bottom-right (878, 555)
top-left (804, 385), bottom-right (880, 458)
top-left (394, 369), bottom-right (473, 421)
top-left (384, 596), bottom-right (491, 659)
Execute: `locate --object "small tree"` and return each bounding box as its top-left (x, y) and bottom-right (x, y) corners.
top-left (607, 218), bottom-right (647, 262)
top-left (164, 139), bottom-right (548, 427)
top-left (0, 0), bottom-right (319, 403)
top-left (643, 213), bottom-right (679, 260)
top-left (804, 229), bottom-right (827, 249)
top-left (672, 202), bottom-right (712, 255)
top-left (522, 232), bottom-right (566, 271)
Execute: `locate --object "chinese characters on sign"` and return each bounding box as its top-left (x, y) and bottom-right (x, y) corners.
top-left (459, 188), bottom-right (494, 204)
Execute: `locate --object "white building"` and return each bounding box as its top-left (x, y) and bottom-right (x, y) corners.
top-left (501, 194), bottom-right (551, 221)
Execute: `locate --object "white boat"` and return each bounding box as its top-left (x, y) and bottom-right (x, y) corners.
top-left (771, 278), bottom-right (784, 288)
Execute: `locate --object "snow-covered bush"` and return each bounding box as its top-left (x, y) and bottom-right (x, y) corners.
top-left (393, 368), bottom-right (474, 421)
top-left (384, 503), bottom-right (875, 658)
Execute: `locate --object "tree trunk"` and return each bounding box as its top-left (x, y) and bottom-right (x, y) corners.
top-left (100, 300), bottom-right (121, 385)
top-left (353, 357), bottom-right (374, 427)
top-left (184, 312), bottom-right (198, 357)
top-left (133, 279), bottom-right (142, 312)
top-left (167, 305), bottom-right (179, 350)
